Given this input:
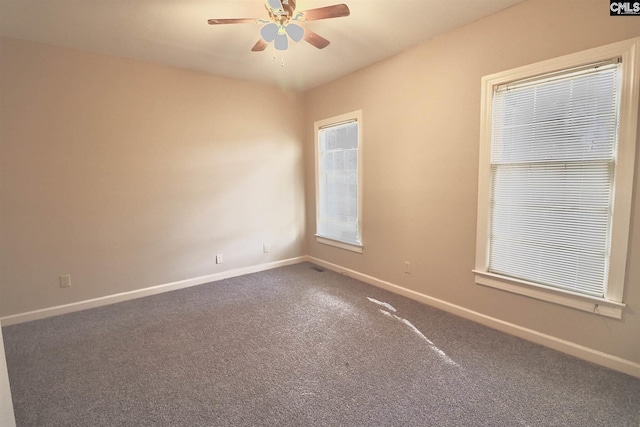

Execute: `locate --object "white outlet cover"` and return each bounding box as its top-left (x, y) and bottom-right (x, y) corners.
top-left (59, 274), bottom-right (71, 287)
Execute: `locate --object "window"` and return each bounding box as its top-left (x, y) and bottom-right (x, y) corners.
top-left (314, 110), bottom-right (363, 253)
top-left (474, 38), bottom-right (640, 319)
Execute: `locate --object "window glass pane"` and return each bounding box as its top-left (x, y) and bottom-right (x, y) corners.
top-left (488, 64), bottom-right (620, 297)
top-left (317, 120), bottom-right (360, 245)
top-left (492, 67), bottom-right (618, 164)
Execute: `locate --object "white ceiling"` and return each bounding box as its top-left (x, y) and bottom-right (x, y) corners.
top-left (0, 0), bottom-right (524, 91)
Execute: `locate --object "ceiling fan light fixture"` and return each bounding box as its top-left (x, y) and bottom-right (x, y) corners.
top-left (285, 23), bottom-right (304, 42)
top-left (260, 22), bottom-right (278, 42)
top-left (274, 33), bottom-right (289, 50)
top-left (266, 0), bottom-right (284, 11)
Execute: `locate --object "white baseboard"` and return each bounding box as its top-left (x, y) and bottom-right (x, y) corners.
top-left (307, 256), bottom-right (640, 379)
top-left (3, 255), bottom-right (639, 379)
top-left (0, 257), bottom-right (306, 326)
top-left (0, 322), bottom-right (16, 427)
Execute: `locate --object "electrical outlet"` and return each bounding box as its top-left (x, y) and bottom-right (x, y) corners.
top-left (404, 261), bottom-right (412, 274)
top-left (216, 254), bottom-right (223, 264)
top-left (59, 274), bottom-right (71, 288)
top-left (263, 244), bottom-right (269, 253)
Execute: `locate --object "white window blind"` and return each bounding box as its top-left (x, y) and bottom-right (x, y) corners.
top-left (489, 62), bottom-right (621, 297)
top-left (317, 120), bottom-right (360, 246)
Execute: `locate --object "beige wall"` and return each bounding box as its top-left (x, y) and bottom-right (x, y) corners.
top-left (0, 37), bottom-right (306, 316)
top-left (304, 0), bottom-right (640, 364)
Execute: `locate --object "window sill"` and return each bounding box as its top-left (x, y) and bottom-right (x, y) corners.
top-left (315, 235), bottom-right (363, 254)
top-left (473, 270), bottom-right (625, 319)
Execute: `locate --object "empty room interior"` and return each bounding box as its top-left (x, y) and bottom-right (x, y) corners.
top-left (1, 0), bottom-right (640, 425)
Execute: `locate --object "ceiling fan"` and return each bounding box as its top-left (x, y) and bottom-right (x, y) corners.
top-left (207, 0), bottom-right (350, 51)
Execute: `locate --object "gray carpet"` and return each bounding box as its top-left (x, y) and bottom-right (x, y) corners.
top-left (3, 262), bottom-right (640, 426)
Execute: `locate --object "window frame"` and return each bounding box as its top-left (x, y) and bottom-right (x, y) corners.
top-left (474, 38), bottom-right (640, 319)
top-left (314, 110), bottom-right (363, 253)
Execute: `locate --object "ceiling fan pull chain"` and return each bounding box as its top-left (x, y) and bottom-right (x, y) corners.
top-left (271, 50), bottom-right (285, 68)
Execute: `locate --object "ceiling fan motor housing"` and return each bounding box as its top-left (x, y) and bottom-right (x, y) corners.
top-left (267, 0), bottom-right (297, 25)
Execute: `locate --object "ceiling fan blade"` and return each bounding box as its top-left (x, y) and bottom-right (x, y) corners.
top-left (301, 4), bottom-right (350, 21)
top-left (207, 18), bottom-right (257, 25)
top-left (303, 29), bottom-right (330, 49)
top-left (251, 39), bottom-right (269, 52)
